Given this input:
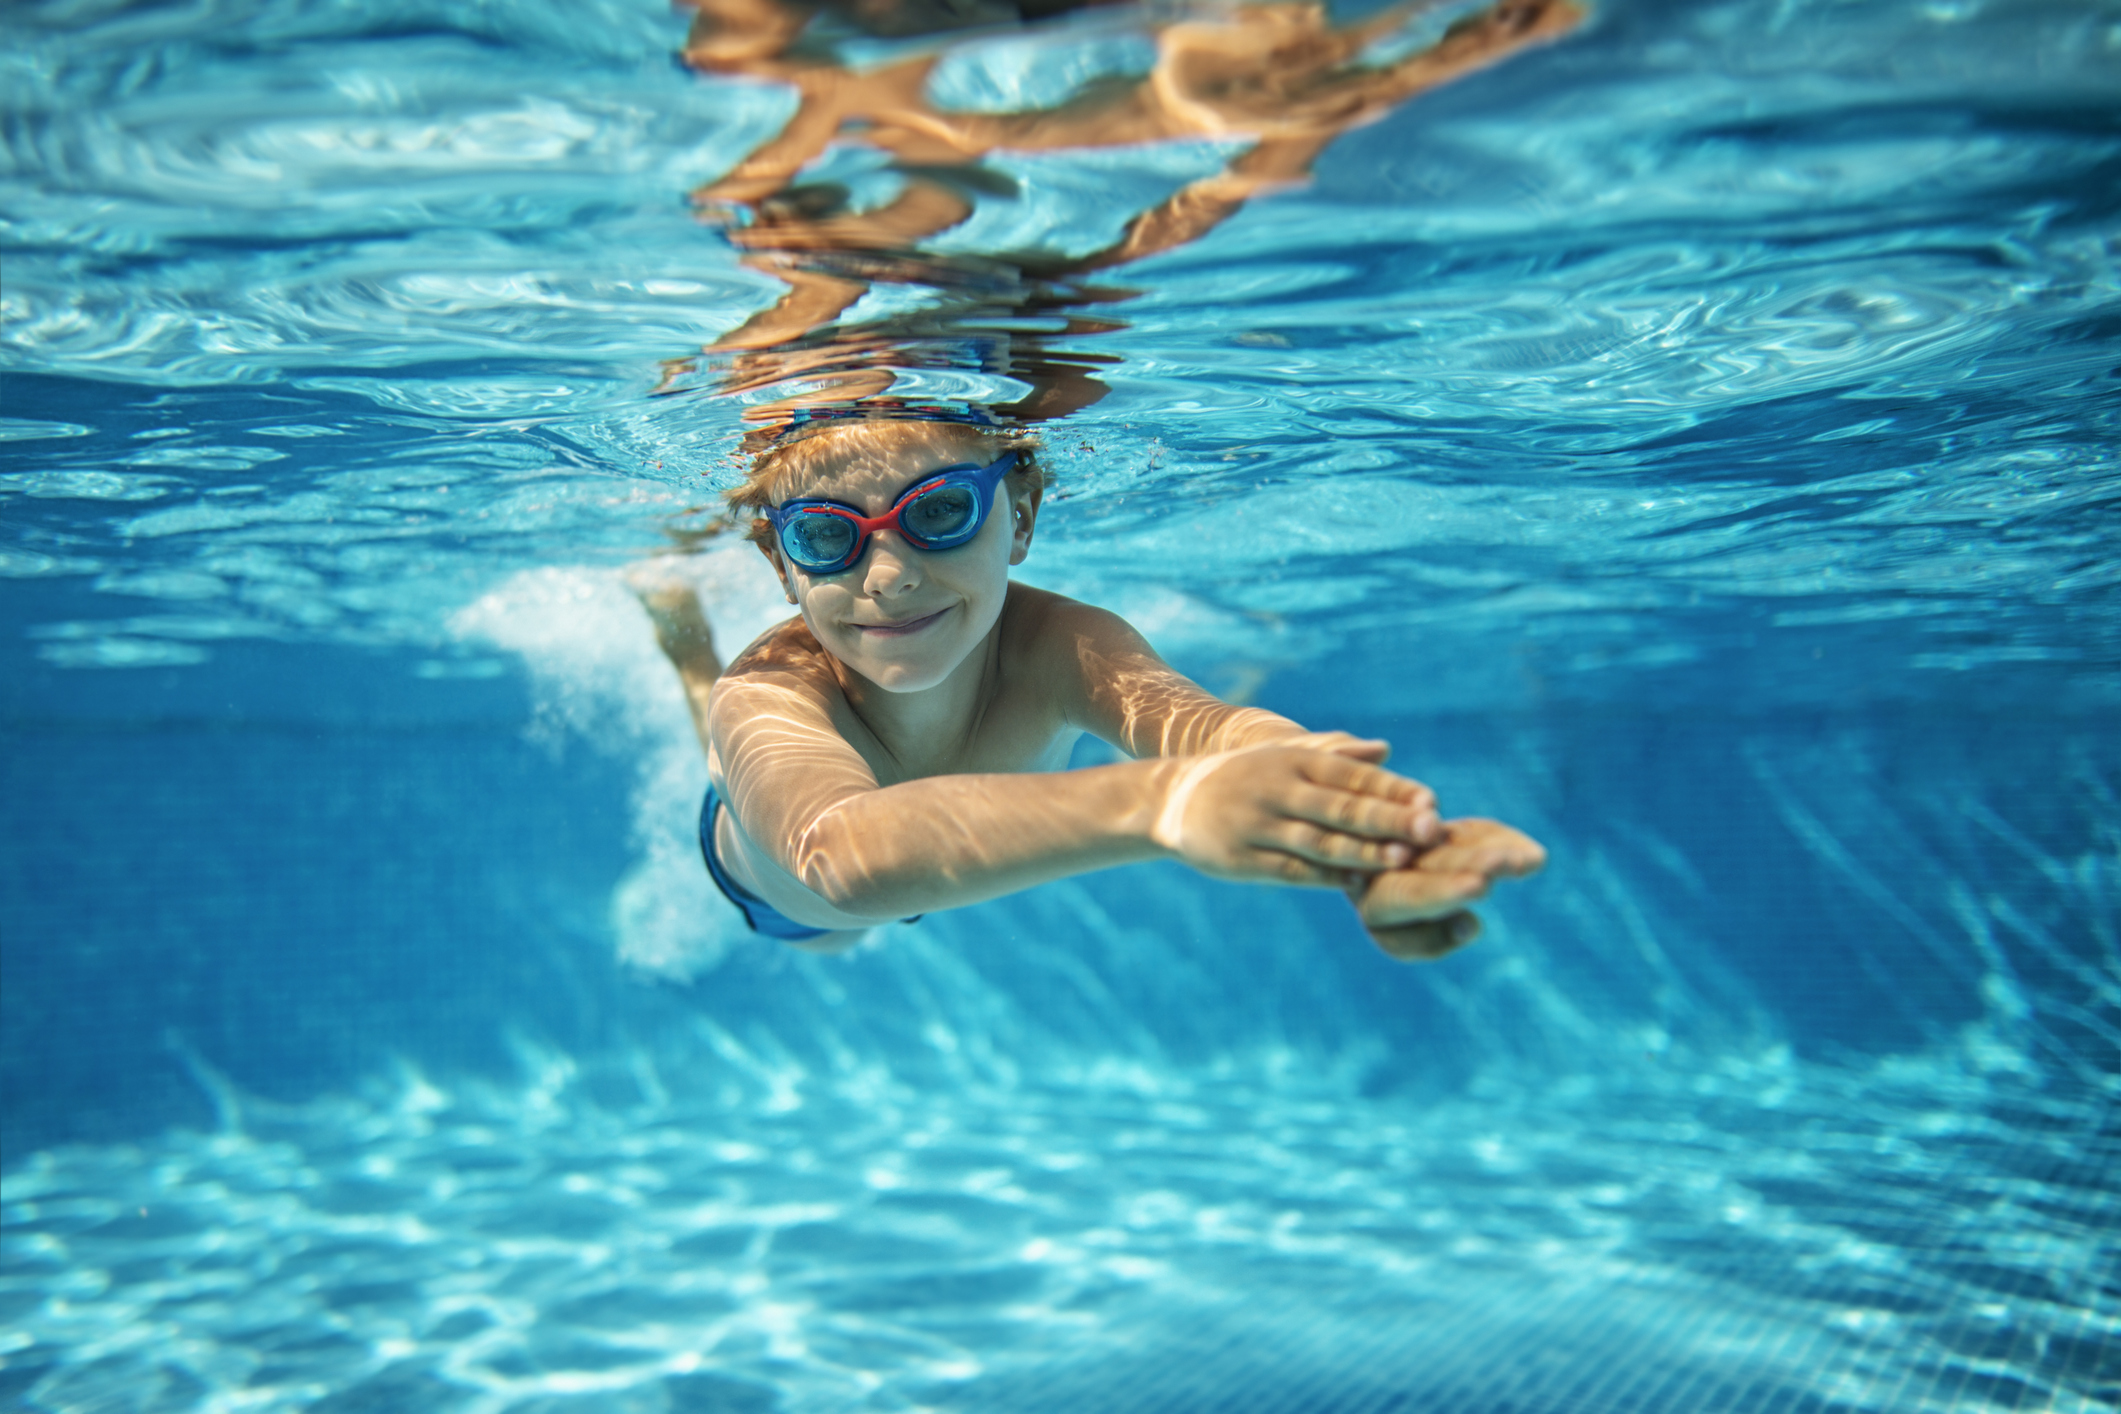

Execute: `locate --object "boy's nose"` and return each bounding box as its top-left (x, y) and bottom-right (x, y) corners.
top-left (860, 530), bottom-right (923, 598)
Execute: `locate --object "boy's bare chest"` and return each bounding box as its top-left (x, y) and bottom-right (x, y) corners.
top-left (837, 679), bottom-right (1076, 786)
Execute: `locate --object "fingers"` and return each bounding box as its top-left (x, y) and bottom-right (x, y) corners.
top-left (1299, 750), bottom-right (1425, 804)
top-left (1419, 819), bottom-right (1547, 879)
top-left (1273, 821), bottom-right (1416, 871)
top-left (1286, 783), bottom-right (1434, 847)
top-left (1293, 754), bottom-right (1443, 846)
top-left (1288, 731), bottom-right (1392, 764)
top-left (1266, 785), bottom-right (1451, 871)
top-left (1174, 744), bottom-right (1544, 907)
top-left (1351, 866), bottom-right (1490, 928)
top-left (1241, 850), bottom-right (1371, 890)
top-left (1367, 910), bottom-right (1481, 963)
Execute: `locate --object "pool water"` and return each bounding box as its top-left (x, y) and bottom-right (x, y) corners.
top-left (3, 0), bottom-right (2117, 1410)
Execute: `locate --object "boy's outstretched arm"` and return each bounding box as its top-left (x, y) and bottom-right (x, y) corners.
top-left (707, 624), bottom-right (1435, 929)
top-left (1046, 594), bottom-right (1548, 959)
top-left (1045, 594), bottom-right (1364, 758)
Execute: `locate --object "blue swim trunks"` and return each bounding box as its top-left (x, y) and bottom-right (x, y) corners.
top-left (698, 786), bottom-right (836, 942)
top-left (699, 786), bottom-right (921, 940)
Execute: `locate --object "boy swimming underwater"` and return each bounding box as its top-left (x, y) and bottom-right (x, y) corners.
top-left (642, 410), bottom-right (1545, 958)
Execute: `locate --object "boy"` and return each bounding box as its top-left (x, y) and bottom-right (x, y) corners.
top-left (642, 411), bottom-right (1544, 957)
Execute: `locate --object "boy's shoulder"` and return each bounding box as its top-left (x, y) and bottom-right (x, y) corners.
top-left (1001, 581), bottom-right (1129, 634)
top-left (998, 583), bottom-right (1169, 720)
top-left (999, 582), bottom-right (1143, 664)
top-left (713, 617), bottom-right (843, 717)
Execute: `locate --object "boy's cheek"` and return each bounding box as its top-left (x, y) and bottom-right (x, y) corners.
top-left (794, 597), bottom-right (850, 656)
top-left (795, 582), bottom-right (848, 625)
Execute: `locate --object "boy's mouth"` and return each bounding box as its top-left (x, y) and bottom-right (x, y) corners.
top-left (853, 606), bottom-right (950, 638)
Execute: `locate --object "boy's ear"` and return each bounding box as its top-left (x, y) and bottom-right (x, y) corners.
top-left (757, 540), bottom-right (798, 603)
top-left (1007, 477), bottom-right (1044, 566)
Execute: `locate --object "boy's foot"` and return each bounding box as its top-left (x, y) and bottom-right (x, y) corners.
top-left (625, 560), bottom-right (721, 675)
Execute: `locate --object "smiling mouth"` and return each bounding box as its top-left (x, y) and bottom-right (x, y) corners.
top-left (853, 606), bottom-right (950, 638)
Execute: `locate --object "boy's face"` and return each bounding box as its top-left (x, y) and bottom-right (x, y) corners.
top-left (761, 422), bottom-right (1040, 694)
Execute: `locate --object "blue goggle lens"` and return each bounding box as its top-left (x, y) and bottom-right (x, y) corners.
top-left (782, 513), bottom-right (857, 568)
top-left (900, 483), bottom-right (979, 543)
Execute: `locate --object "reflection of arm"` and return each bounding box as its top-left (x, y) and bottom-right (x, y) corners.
top-left (696, 58), bottom-right (952, 206)
top-left (708, 632), bottom-right (1184, 925)
top-left (707, 261), bottom-right (872, 352)
top-left (695, 75), bottom-right (853, 206)
top-left (707, 180), bottom-right (977, 349)
top-left (728, 179), bottom-right (973, 254)
top-left (681, 0), bottom-right (813, 69)
top-left (1059, 134), bottom-right (1331, 274)
top-left (1030, 2), bottom-right (1587, 272)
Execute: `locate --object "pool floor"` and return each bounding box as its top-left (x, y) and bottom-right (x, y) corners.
top-left (4, 1036), bottom-right (2114, 1414)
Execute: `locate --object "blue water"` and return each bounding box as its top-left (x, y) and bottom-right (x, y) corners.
top-left (3, 0), bottom-right (2118, 1409)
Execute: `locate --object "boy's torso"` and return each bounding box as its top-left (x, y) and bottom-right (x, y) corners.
top-left (705, 582), bottom-right (1089, 927)
top-left (741, 581), bottom-right (1087, 788)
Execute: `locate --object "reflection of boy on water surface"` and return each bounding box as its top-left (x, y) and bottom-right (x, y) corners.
top-left (683, 0), bottom-right (1585, 348)
top-left (641, 411), bottom-right (1546, 959)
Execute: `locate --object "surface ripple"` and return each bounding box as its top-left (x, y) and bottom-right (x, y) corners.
top-left (3, 0), bottom-right (2116, 711)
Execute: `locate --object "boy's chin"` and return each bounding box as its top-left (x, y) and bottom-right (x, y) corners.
top-left (830, 601), bottom-right (999, 693)
top-left (853, 651), bottom-right (967, 694)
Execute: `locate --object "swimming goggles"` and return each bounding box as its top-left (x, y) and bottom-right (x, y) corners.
top-left (765, 451), bottom-right (1018, 575)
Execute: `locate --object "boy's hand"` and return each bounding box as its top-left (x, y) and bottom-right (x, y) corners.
top-left (1281, 730), bottom-right (1393, 763)
top-left (1151, 744), bottom-right (1443, 886)
top-left (1347, 818), bottom-right (1547, 962)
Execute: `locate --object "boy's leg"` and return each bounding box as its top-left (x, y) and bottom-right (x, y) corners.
top-left (634, 577), bottom-right (721, 758)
